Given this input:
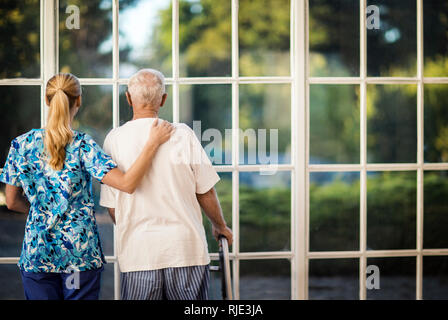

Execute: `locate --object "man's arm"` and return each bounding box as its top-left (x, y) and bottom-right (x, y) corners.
top-left (107, 208), bottom-right (116, 224)
top-left (5, 184), bottom-right (30, 214)
top-left (196, 187), bottom-right (233, 246)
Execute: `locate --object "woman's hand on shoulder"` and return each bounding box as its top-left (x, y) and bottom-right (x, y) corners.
top-left (148, 119), bottom-right (175, 146)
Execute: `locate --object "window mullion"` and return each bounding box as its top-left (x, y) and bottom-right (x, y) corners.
top-left (42, 0), bottom-right (58, 127)
top-left (293, 0), bottom-right (307, 300)
top-left (416, 0), bottom-right (424, 301)
top-left (231, 0), bottom-right (240, 300)
top-left (112, 0), bottom-right (120, 301)
top-left (172, 0), bottom-right (180, 123)
top-left (359, 0), bottom-right (368, 301)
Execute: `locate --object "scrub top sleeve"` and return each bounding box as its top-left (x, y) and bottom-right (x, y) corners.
top-left (80, 133), bottom-right (117, 183)
top-left (0, 139), bottom-right (22, 187)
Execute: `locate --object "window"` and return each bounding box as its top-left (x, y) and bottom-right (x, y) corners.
top-left (1, 0), bottom-right (448, 300)
top-left (307, 0), bottom-right (448, 300)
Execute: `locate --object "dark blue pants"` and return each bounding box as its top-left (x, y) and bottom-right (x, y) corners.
top-left (20, 266), bottom-right (103, 300)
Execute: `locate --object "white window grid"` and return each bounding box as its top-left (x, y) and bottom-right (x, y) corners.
top-left (0, 0), bottom-right (447, 300)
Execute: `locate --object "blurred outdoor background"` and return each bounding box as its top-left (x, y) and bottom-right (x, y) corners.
top-left (1, 0), bottom-right (448, 300)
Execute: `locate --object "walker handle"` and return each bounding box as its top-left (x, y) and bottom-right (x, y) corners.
top-left (218, 235), bottom-right (233, 300)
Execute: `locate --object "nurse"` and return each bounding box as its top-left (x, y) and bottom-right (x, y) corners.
top-left (0, 73), bottom-right (174, 300)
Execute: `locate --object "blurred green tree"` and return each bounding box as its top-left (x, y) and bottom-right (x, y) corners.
top-left (0, 0), bottom-right (40, 78)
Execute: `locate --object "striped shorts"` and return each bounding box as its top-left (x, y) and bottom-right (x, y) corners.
top-left (120, 264), bottom-right (210, 300)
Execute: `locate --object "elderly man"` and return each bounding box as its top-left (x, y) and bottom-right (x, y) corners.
top-left (99, 69), bottom-right (232, 300)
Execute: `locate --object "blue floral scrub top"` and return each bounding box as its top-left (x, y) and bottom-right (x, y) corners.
top-left (0, 129), bottom-right (117, 273)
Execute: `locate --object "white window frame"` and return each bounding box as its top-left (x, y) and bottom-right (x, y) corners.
top-left (0, 0), bottom-right (448, 301)
top-left (306, 0), bottom-right (448, 301)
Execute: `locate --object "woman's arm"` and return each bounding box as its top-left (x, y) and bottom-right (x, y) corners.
top-left (5, 184), bottom-right (30, 214)
top-left (101, 119), bottom-right (174, 194)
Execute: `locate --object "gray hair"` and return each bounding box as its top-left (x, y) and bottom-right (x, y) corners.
top-left (127, 69), bottom-right (166, 107)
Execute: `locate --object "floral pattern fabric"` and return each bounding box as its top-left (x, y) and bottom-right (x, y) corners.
top-left (0, 129), bottom-right (117, 273)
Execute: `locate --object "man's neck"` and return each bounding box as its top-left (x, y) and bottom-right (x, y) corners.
top-left (132, 109), bottom-right (158, 120)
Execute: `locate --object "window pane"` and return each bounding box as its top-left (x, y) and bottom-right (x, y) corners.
top-left (0, 0), bottom-right (40, 78)
top-left (309, 0), bottom-right (359, 77)
top-left (239, 259), bottom-right (290, 299)
top-left (367, 0), bottom-right (416, 76)
top-left (423, 256), bottom-right (448, 300)
top-left (180, 84), bottom-right (231, 165)
top-left (179, 0), bottom-right (231, 77)
top-left (209, 259), bottom-right (233, 300)
top-left (72, 85), bottom-right (113, 256)
top-left (119, 0), bottom-right (172, 78)
top-left (0, 264), bottom-right (24, 299)
top-left (203, 173), bottom-right (232, 253)
top-left (310, 172), bottom-right (360, 252)
top-left (424, 84), bottom-right (448, 163)
top-left (93, 181), bottom-right (114, 257)
top-left (310, 84), bottom-right (360, 164)
top-left (59, 0), bottom-right (113, 78)
top-left (309, 258), bottom-right (358, 300)
top-left (119, 85), bottom-right (173, 125)
top-left (239, 171), bottom-right (291, 252)
top-left (424, 171), bottom-right (448, 249)
top-left (239, 0), bottom-right (290, 76)
top-left (0, 89), bottom-right (36, 258)
top-left (424, 1), bottom-right (448, 77)
top-left (367, 84), bottom-right (417, 163)
top-left (72, 85), bottom-right (112, 145)
top-left (99, 263), bottom-right (114, 300)
top-left (0, 185), bottom-right (26, 257)
top-left (239, 84), bottom-right (291, 165)
top-left (367, 171), bottom-right (416, 250)
top-left (366, 257), bottom-right (416, 300)
top-left (0, 86), bottom-right (41, 165)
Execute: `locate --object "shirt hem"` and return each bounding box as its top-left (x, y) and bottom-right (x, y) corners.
top-left (118, 257), bottom-right (211, 273)
top-left (97, 163), bottom-right (118, 184)
top-left (18, 259), bottom-right (106, 273)
top-left (0, 175), bottom-right (21, 187)
top-left (99, 199), bottom-right (115, 208)
top-left (196, 175), bottom-right (221, 194)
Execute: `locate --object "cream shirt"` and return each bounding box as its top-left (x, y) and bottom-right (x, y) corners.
top-left (99, 118), bottom-right (220, 272)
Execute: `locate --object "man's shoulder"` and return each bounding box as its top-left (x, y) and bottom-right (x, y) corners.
top-left (105, 121), bottom-right (194, 145)
top-left (9, 129), bottom-right (45, 154)
top-left (103, 126), bottom-right (125, 150)
top-left (173, 123), bottom-right (195, 137)
top-left (104, 125), bottom-right (126, 141)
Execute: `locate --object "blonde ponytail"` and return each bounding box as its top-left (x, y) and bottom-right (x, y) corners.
top-left (45, 73), bottom-right (81, 171)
